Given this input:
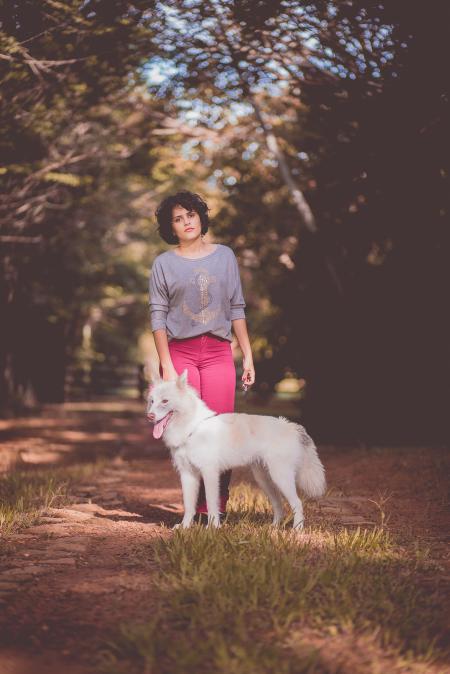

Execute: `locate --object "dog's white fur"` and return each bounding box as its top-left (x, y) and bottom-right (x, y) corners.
top-left (147, 370), bottom-right (326, 529)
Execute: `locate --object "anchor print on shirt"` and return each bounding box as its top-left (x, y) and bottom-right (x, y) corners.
top-left (182, 267), bottom-right (220, 325)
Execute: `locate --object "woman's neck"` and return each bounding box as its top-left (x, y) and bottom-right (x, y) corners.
top-left (176, 237), bottom-right (212, 257)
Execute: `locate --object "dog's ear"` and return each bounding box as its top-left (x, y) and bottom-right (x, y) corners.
top-left (147, 372), bottom-right (162, 399)
top-left (149, 371), bottom-right (162, 386)
top-left (176, 369), bottom-right (188, 389)
top-left (147, 380), bottom-right (156, 392)
top-left (147, 381), bottom-right (155, 402)
top-left (148, 357), bottom-right (162, 384)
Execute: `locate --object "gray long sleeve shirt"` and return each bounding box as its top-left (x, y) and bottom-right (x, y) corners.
top-left (149, 244), bottom-right (246, 342)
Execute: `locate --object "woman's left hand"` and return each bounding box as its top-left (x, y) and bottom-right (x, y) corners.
top-left (242, 355), bottom-right (255, 388)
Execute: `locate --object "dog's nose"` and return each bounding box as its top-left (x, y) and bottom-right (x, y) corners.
top-left (147, 412), bottom-right (155, 422)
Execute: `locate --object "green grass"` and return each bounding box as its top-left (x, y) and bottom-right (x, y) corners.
top-left (0, 462), bottom-right (102, 537)
top-left (100, 485), bottom-right (449, 674)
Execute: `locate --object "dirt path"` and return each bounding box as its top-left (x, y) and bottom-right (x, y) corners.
top-left (0, 401), bottom-right (448, 673)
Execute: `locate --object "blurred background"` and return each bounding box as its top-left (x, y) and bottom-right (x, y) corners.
top-left (1, 0), bottom-right (448, 444)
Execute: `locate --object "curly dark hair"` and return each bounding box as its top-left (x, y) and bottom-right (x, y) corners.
top-left (155, 190), bottom-right (210, 244)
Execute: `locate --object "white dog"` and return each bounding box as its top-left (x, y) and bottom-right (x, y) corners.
top-left (147, 370), bottom-right (326, 529)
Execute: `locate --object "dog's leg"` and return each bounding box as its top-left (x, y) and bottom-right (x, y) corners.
top-left (251, 464), bottom-right (284, 525)
top-left (178, 470), bottom-right (200, 529)
top-left (202, 469), bottom-right (221, 528)
top-left (266, 465), bottom-right (305, 529)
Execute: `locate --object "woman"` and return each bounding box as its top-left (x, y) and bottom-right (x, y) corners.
top-left (149, 190), bottom-right (255, 521)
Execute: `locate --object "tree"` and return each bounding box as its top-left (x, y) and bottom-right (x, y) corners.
top-left (0, 0), bottom-right (163, 410)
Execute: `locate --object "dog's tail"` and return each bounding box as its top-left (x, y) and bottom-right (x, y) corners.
top-left (295, 425), bottom-right (326, 498)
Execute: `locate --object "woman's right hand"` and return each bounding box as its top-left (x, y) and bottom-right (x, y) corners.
top-left (162, 364), bottom-right (179, 381)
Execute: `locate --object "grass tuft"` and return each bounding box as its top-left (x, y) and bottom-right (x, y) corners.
top-left (0, 462), bottom-right (103, 537)
top-left (100, 484), bottom-right (448, 674)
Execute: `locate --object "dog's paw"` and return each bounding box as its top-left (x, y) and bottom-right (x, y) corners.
top-left (173, 519), bottom-right (194, 530)
top-left (208, 517), bottom-right (221, 529)
top-left (293, 518), bottom-right (305, 530)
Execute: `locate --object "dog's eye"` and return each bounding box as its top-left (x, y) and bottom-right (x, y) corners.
top-left (162, 399), bottom-right (168, 404)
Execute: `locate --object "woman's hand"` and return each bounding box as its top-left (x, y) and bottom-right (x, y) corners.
top-left (231, 319), bottom-right (255, 389)
top-left (162, 364), bottom-right (179, 381)
top-left (242, 354), bottom-right (255, 388)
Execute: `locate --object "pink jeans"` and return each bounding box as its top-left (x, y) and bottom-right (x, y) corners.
top-left (159, 332), bottom-right (236, 513)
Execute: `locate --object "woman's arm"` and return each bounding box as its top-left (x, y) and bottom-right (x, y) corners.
top-left (153, 329), bottom-right (178, 381)
top-left (232, 318), bottom-right (255, 387)
top-left (229, 249), bottom-right (255, 387)
top-left (149, 258), bottom-right (178, 382)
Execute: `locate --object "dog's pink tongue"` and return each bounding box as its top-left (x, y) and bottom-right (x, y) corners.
top-left (153, 412), bottom-right (171, 439)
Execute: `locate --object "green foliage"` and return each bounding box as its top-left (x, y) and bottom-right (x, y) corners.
top-left (1, 1), bottom-right (447, 442)
top-left (0, 1), bottom-right (170, 408)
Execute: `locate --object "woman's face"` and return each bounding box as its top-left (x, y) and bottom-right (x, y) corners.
top-left (171, 205), bottom-right (202, 243)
